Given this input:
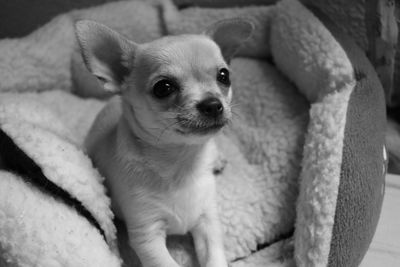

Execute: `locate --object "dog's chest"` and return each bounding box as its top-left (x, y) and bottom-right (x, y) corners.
top-left (163, 173), bottom-right (215, 235)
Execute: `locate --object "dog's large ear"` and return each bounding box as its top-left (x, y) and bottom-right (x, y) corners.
top-left (75, 20), bottom-right (137, 93)
top-left (205, 18), bottom-right (254, 63)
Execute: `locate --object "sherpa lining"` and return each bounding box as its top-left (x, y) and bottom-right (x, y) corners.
top-left (270, 0), bottom-right (356, 266)
top-left (0, 92), bottom-right (121, 267)
top-left (0, 170), bottom-right (121, 267)
top-left (0, 111), bottom-right (116, 246)
top-left (294, 86), bottom-right (353, 267)
top-left (0, 128), bottom-right (106, 240)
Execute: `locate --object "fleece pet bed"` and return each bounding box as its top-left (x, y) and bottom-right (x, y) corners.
top-left (0, 0), bottom-right (387, 266)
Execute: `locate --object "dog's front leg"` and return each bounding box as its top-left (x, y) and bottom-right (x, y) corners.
top-left (191, 205), bottom-right (228, 267)
top-left (128, 222), bottom-right (180, 267)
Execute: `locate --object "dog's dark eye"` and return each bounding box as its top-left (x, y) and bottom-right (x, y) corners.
top-left (217, 68), bottom-right (230, 86)
top-left (153, 79), bottom-right (177, 99)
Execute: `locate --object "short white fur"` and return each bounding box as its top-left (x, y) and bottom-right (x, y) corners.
top-left (76, 19), bottom-right (253, 267)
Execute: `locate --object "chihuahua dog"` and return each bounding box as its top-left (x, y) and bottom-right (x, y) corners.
top-left (76, 19), bottom-right (253, 267)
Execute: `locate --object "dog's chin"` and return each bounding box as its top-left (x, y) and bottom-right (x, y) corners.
top-left (175, 120), bottom-right (227, 136)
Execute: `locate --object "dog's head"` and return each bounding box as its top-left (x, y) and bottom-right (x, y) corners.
top-left (76, 19), bottom-right (253, 145)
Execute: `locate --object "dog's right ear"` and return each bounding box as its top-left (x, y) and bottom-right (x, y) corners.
top-left (75, 20), bottom-right (137, 93)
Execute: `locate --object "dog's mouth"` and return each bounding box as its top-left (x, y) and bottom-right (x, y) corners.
top-left (176, 117), bottom-right (228, 135)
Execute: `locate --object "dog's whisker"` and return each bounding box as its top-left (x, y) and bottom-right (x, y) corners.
top-left (229, 102), bottom-right (242, 108)
top-left (156, 120), bottom-right (181, 144)
top-left (231, 110), bottom-right (244, 120)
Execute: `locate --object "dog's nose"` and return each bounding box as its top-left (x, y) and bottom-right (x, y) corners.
top-left (197, 97), bottom-right (224, 118)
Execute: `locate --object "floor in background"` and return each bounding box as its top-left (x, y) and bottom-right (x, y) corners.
top-left (360, 174), bottom-right (400, 266)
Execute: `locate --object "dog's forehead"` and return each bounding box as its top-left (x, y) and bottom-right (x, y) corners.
top-left (138, 35), bottom-right (225, 73)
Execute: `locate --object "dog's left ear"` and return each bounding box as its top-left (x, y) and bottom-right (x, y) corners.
top-left (205, 18), bottom-right (254, 63)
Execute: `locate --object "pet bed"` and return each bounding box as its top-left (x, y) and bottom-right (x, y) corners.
top-left (0, 0), bottom-right (387, 266)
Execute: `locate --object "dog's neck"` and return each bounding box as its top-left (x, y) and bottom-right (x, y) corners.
top-left (116, 102), bottom-right (213, 188)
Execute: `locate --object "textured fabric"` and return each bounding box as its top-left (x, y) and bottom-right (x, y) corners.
top-left (0, 92), bottom-right (120, 267)
top-left (307, 8), bottom-right (387, 267)
top-left (0, 171), bottom-right (121, 267)
top-left (270, 1), bottom-right (356, 266)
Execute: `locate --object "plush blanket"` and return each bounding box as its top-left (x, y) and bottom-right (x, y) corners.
top-left (0, 0), bottom-right (356, 266)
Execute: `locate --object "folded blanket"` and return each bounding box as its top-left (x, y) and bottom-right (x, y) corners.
top-left (0, 91), bottom-right (120, 266)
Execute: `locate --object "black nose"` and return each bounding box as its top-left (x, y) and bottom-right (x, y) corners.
top-left (197, 97), bottom-right (224, 118)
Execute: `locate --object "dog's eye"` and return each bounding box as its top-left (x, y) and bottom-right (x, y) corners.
top-left (153, 79), bottom-right (177, 99)
top-left (217, 68), bottom-right (230, 86)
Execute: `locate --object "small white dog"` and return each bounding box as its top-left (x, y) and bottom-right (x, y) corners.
top-left (76, 19), bottom-right (253, 267)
